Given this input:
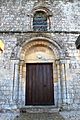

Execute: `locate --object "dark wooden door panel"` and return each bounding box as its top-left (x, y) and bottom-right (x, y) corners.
top-left (26, 63), bottom-right (54, 105)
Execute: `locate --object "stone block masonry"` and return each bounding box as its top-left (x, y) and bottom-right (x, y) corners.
top-left (0, 0), bottom-right (80, 111)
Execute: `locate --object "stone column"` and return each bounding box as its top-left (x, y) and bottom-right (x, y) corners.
top-left (30, 15), bottom-right (33, 31)
top-left (48, 16), bottom-right (51, 30)
top-left (59, 59), bottom-right (69, 109)
top-left (55, 59), bottom-right (69, 108)
top-left (60, 60), bottom-right (67, 104)
top-left (18, 60), bottom-right (25, 107)
top-left (55, 60), bottom-right (62, 108)
top-left (11, 59), bottom-right (20, 108)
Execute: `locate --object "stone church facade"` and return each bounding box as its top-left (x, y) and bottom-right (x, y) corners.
top-left (0, 0), bottom-right (80, 111)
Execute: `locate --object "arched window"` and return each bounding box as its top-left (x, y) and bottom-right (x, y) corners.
top-left (33, 11), bottom-right (47, 31)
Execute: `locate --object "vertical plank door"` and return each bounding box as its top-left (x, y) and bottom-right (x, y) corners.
top-left (26, 63), bottom-right (54, 105)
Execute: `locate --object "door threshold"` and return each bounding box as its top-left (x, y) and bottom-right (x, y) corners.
top-left (20, 106), bottom-right (59, 113)
top-left (22, 105), bottom-right (57, 108)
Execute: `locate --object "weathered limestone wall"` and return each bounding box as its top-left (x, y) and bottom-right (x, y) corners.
top-left (0, 1), bottom-right (80, 32)
top-left (0, 34), bottom-right (17, 109)
top-left (0, 0), bottom-right (80, 110)
top-left (0, 33), bottom-right (80, 110)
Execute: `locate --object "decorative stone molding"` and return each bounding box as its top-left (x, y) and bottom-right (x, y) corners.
top-left (10, 34), bottom-right (71, 108)
top-left (11, 45), bottom-right (21, 60)
top-left (11, 34), bottom-right (67, 60)
top-left (16, 33), bottom-right (64, 49)
top-left (32, 1), bottom-right (53, 17)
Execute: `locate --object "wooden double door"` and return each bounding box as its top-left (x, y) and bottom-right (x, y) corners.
top-left (26, 63), bottom-right (54, 105)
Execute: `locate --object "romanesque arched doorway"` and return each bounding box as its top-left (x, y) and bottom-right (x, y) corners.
top-left (11, 37), bottom-right (67, 108)
top-left (23, 42), bottom-right (55, 105)
top-left (18, 39), bottom-right (62, 107)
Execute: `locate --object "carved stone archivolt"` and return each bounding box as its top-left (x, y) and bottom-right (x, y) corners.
top-left (20, 40), bottom-right (58, 62)
top-left (10, 32), bottom-right (66, 60)
top-left (16, 33), bottom-right (63, 48)
top-left (33, 0), bottom-right (53, 17)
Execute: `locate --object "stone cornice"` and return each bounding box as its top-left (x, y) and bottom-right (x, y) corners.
top-left (0, 31), bottom-right (80, 34)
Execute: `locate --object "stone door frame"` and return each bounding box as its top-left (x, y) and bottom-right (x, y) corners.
top-left (11, 37), bottom-right (69, 109)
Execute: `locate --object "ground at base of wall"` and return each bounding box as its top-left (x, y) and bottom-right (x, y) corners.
top-left (0, 111), bottom-right (80, 120)
top-left (0, 112), bottom-right (19, 120)
top-left (60, 111), bottom-right (80, 120)
top-left (14, 112), bottom-right (64, 120)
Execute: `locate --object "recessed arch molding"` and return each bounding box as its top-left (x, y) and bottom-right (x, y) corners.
top-left (11, 36), bottom-right (66, 60)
